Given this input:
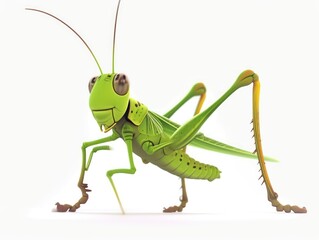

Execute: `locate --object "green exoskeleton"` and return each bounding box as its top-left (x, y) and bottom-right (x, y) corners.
top-left (26, 0), bottom-right (306, 214)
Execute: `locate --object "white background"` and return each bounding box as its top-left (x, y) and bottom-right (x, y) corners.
top-left (1, 0), bottom-right (318, 239)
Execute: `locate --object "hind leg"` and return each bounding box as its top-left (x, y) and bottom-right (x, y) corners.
top-left (163, 178), bottom-right (188, 213)
top-left (162, 83), bottom-right (206, 213)
top-left (252, 80), bottom-right (306, 213)
top-left (164, 82), bottom-right (206, 118)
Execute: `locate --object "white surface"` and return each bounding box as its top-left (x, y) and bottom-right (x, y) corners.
top-left (1, 0), bottom-right (318, 239)
top-left (1, 210), bottom-right (317, 240)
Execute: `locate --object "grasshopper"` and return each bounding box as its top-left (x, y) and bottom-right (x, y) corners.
top-left (26, 0), bottom-right (306, 214)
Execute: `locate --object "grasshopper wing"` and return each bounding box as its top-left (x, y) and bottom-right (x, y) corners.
top-left (150, 111), bottom-right (277, 162)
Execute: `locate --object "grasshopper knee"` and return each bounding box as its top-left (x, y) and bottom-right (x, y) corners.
top-left (233, 70), bottom-right (258, 89)
top-left (107, 168), bottom-right (136, 178)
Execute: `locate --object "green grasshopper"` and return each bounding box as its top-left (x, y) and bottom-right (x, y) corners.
top-left (26, 0), bottom-right (306, 214)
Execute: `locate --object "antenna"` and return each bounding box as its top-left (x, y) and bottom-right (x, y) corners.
top-left (112, 0), bottom-right (122, 74)
top-left (25, 8), bottom-right (103, 75)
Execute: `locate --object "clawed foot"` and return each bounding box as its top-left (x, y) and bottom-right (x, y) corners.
top-left (163, 178), bottom-right (188, 213)
top-left (163, 205), bottom-right (184, 213)
top-left (55, 202), bottom-right (72, 212)
top-left (163, 195), bottom-right (188, 213)
top-left (55, 183), bottom-right (91, 212)
top-left (269, 192), bottom-right (307, 213)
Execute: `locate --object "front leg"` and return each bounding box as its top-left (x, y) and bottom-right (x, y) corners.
top-left (56, 132), bottom-right (119, 212)
top-left (106, 123), bottom-right (136, 214)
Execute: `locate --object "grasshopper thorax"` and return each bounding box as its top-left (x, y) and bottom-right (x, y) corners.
top-left (89, 73), bottom-right (130, 132)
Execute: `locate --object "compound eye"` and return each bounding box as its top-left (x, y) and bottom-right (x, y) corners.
top-left (88, 76), bottom-right (98, 93)
top-left (113, 74), bottom-right (129, 95)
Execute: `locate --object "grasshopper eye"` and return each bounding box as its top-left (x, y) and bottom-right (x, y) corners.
top-left (113, 74), bottom-right (129, 95)
top-left (88, 76), bottom-right (98, 93)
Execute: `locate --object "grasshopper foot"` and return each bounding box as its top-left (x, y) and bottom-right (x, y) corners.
top-left (163, 178), bottom-right (188, 213)
top-left (55, 202), bottom-right (72, 212)
top-left (163, 195), bottom-right (188, 213)
top-left (163, 206), bottom-right (183, 213)
top-left (269, 191), bottom-right (307, 213)
top-left (55, 183), bottom-right (91, 212)
top-left (55, 194), bottom-right (89, 212)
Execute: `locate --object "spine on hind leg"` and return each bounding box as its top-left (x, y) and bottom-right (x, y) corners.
top-left (153, 150), bottom-right (221, 181)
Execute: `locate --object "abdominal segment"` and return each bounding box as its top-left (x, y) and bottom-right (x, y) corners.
top-left (152, 150), bottom-right (221, 181)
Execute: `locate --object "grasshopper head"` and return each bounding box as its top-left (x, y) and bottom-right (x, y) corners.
top-left (26, 1), bottom-right (127, 134)
top-left (89, 73), bottom-right (130, 132)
